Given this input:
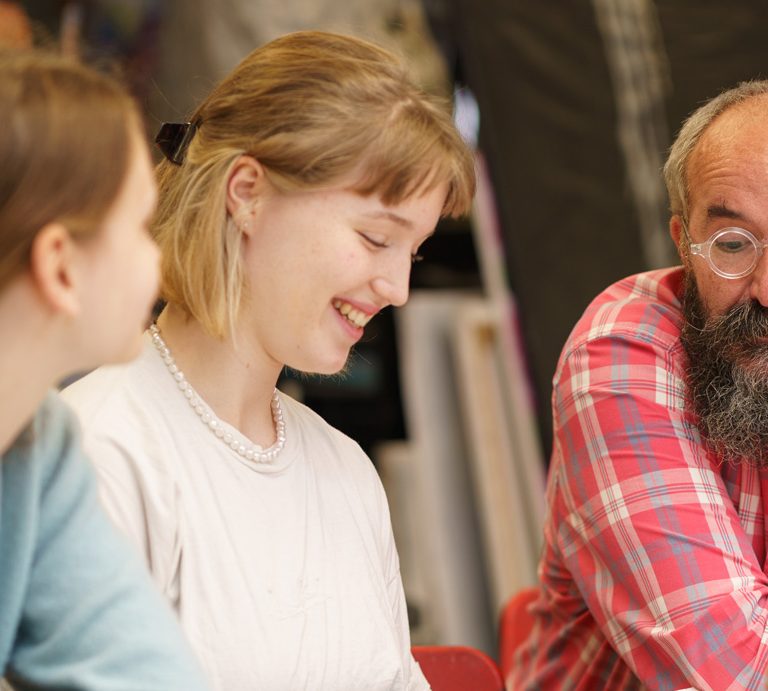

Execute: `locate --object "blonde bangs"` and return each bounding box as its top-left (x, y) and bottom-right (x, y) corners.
top-left (349, 100), bottom-right (476, 217)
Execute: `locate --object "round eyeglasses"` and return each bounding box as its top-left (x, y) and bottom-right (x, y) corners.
top-left (687, 227), bottom-right (768, 279)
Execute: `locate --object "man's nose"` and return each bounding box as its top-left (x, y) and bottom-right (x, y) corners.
top-left (748, 248), bottom-right (768, 306)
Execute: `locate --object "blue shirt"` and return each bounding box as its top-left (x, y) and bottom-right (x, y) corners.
top-left (0, 393), bottom-right (207, 689)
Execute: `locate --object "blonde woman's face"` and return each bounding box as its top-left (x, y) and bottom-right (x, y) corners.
top-left (76, 128), bottom-right (160, 365)
top-left (240, 179), bottom-right (447, 375)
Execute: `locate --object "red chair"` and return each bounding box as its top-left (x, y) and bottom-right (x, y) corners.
top-left (412, 645), bottom-right (504, 691)
top-left (498, 586), bottom-right (538, 679)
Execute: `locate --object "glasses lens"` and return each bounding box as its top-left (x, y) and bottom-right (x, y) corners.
top-left (709, 229), bottom-right (756, 277)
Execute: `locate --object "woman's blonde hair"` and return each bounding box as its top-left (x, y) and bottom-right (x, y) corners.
top-left (0, 50), bottom-right (139, 291)
top-left (154, 30), bottom-right (476, 339)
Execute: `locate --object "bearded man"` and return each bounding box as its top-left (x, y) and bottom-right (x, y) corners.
top-left (510, 81), bottom-right (768, 691)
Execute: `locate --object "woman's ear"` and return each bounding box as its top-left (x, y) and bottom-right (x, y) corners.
top-left (29, 223), bottom-right (82, 316)
top-left (225, 155), bottom-right (267, 228)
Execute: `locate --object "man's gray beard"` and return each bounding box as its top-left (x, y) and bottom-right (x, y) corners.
top-left (680, 272), bottom-right (768, 467)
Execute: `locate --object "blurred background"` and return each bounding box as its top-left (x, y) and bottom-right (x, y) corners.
top-left (6, 0), bottom-right (768, 657)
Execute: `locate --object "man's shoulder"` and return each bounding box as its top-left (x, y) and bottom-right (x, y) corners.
top-left (568, 267), bottom-right (685, 351)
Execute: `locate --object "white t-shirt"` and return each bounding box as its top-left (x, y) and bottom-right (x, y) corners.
top-left (62, 332), bottom-right (429, 691)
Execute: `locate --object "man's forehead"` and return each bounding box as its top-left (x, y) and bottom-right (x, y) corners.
top-left (687, 108), bottom-right (768, 220)
top-left (694, 98), bottom-right (768, 162)
top-left (712, 95), bottom-right (768, 131)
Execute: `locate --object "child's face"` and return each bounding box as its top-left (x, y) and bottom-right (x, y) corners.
top-left (76, 127), bottom-right (160, 366)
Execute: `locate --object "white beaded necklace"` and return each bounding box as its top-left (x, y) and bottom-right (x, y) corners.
top-left (149, 323), bottom-right (286, 463)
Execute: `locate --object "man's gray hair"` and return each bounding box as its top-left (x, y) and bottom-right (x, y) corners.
top-left (663, 80), bottom-right (768, 227)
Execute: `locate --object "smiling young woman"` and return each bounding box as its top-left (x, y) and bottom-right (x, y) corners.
top-left (62, 30), bottom-right (475, 690)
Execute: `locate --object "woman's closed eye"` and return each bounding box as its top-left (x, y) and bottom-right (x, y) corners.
top-left (359, 231), bottom-right (424, 263)
top-left (359, 232), bottom-right (389, 249)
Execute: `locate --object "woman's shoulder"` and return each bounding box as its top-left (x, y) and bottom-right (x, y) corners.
top-left (280, 391), bottom-right (379, 475)
top-left (281, 391), bottom-right (363, 451)
top-left (59, 341), bottom-right (183, 478)
top-left (62, 364), bottom-right (135, 418)
top-left (279, 391), bottom-right (388, 514)
top-left (61, 338), bottom-right (166, 430)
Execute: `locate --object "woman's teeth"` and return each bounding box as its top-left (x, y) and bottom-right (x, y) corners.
top-left (333, 300), bottom-right (372, 328)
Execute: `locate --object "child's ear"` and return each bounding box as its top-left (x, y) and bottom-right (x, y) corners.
top-left (29, 223), bottom-right (82, 316)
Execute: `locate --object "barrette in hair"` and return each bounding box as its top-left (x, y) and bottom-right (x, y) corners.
top-left (155, 121), bottom-right (199, 165)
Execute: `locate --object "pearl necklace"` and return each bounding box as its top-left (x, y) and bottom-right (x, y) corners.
top-left (149, 324), bottom-right (286, 463)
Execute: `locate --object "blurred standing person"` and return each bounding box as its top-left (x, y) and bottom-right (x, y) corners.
top-left (0, 1), bottom-right (32, 49)
top-left (148, 0), bottom-right (450, 127)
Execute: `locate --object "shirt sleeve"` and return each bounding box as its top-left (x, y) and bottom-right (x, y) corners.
top-left (376, 479), bottom-right (431, 691)
top-left (551, 332), bottom-right (768, 690)
top-left (6, 398), bottom-right (206, 690)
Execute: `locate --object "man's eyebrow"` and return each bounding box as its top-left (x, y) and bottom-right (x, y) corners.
top-left (361, 210), bottom-right (414, 229)
top-left (706, 204), bottom-right (747, 222)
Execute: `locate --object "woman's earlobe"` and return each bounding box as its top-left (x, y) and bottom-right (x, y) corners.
top-left (29, 223), bottom-right (82, 317)
top-left (234, 212), bottom-right (253, 234)
top-left (225, 154), bottom-right (267, 218)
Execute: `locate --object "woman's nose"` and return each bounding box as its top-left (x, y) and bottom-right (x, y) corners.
top-left (371, 254), bottom-right (411, 307)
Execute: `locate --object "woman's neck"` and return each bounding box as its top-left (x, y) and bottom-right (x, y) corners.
top-left (155, 305), bottom-right (281, 447)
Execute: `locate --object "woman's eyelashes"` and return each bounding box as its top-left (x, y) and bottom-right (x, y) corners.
top-left (359, 231), bottom-right (388, 249)
top-left (358, 231), bottom-right (424, 264)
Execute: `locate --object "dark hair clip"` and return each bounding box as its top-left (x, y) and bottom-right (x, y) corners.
top-left (155, 121), bottom-right (199, 165)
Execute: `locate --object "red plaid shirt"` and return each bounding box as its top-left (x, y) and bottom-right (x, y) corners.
top-left (509, 268), bottom-right (768, 691)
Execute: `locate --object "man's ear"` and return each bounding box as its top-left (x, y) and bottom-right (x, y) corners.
top-left (669, 215), bottom-right (686, 262)
top-left (225, 155), bottom-right (267, 232)
top-left (29, 223), bottom-right (81, 316)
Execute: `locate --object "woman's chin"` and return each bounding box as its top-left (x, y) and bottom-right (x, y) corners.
top-left (288, 352), bottom-right (351, 378)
